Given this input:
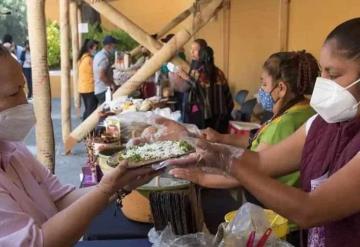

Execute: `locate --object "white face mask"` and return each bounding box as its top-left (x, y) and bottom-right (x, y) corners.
top-left (0, 104), bottom-right (36, 142)
top-left (310, 77), bottom-right (360, 123)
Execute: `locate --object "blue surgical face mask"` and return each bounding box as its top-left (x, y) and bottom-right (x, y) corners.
top-left (258, 87), bottom-right (276, 112)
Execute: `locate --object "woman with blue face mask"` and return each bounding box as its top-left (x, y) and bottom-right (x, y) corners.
top-left (0, 45), bottom-right (162, 246)
top-left (177, 51), bottom-right (319, 181)
top-left (78, 39), bottom-right (98, 121)
top-left (165, 18), bottom-right (360, 246)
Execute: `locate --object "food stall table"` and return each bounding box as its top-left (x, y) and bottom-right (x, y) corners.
top-left (80, 168), bottom-right (153, 241)
top-left (75, 239), bottom-right (151, 247)
top-left (83, 202), bottom-right (153, 241)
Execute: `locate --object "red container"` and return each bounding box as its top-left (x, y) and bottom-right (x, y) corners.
top-left (141, 81), bottom-right (156, 98)
top-left (228, 121), bottom-right (261, 137)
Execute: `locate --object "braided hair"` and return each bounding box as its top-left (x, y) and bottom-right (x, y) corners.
top-left (263, 50), bottom-right (320, 117)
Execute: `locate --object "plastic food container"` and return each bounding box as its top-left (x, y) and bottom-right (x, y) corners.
top-left (97, 147), bottom-right (123, 173)
top-left (228, 121), bottom-right (261, 137)
top-left (224, 209), bottom-right (289, 238)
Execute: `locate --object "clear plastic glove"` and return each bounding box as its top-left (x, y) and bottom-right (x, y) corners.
top-left (164, 138), bottom-right (244, 173)
top-left (127, 117), bottom-right (201, 147)
top-left (98, 161), bottom-right (164, 196)
top-left (201, 127), bottom-right (223, 143)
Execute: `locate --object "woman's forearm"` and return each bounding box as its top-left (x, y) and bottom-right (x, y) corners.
top-left (231, 160), bottom-right (312, 228)
top-left (42, 186), bottom-right (111, 247)
top-left (55, 187), bottom-right (94, 211)
top-left (199, 173), bottom-right (241, 189)
top-left (220, 134), bottom-right (249, 148)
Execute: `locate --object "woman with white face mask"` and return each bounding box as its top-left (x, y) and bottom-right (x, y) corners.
top-left (165, 18), bottom-right (360, 246)
top-left (0, 46), bottom-right (162, 246)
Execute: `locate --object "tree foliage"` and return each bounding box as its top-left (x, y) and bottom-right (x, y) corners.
top-left (0, 0), bottom-right (27, 45)
top-left (47, 21), bottom-right (61, 68)
top-left (83, 23), bottom-right (138, 52)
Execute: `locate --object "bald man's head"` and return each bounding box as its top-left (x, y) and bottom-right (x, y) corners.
top-left (0, 45), bottom-right (27, 111)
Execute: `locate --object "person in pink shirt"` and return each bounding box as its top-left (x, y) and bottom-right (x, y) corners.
top-left (0, 45), bottom-right (161, 247)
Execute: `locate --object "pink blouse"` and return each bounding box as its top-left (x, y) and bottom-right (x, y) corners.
top-left (0, 141), bottom-right (75, 247)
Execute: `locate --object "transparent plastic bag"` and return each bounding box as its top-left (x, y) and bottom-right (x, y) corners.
top-left (125, 114), bottom-right (203, 147)
top-left (148, 226), bottom-right (215, 247)
top-left (148, 204), bottom-right (292, 247)
top-left (219, 203), bottom-right (293, 247)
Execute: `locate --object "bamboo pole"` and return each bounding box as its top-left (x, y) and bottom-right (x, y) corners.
top-left (77, 3), bottom-right (83, 47)
top-left (26, 0), bottom-right (56, 172)
top-left (279, 0), bottom-right (290, 52)
top-left (70, 0), bottom-right (81, 117)
top-left (60, 0), bottom-right (72, 143)
top-left (65, 0), bottom-right (224, 152)
top-left (83, 0), bottom-right (189, 71)
top-left (222, 0), bottom-right (231, 78)
top-left (129, 4), bottom-right (195, 57)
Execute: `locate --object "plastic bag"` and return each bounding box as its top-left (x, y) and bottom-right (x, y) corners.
top-left (148, 226), bottom-right (215, 247)
top-left (105, 111), bottom-right (186, 144)
top-left (218, 203), bottom-right (293, 247)
top-left (124, 113), bottom-right (203, 147)
top-left (169, 71), bottom-right (191, 93)
top-left (147, 204), bottom-right (293, 246)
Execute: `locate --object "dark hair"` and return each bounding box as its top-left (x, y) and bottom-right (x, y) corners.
top-left (0, 44), bottom-right (9, 56)
top-left (325, 17), bottom-right (360, 60)
top-left (263, 51), bottom-right (320, 118)
top-left (263, 50), bottom-right (319, 96)
top-left (78, 39), bottom-right (97, 61)
top-left (2, 34), bottom-right (13, 44)
top-left (199, 46), bottom-right (217, 83)
top-left (193, 39), bottom-right (208, 50)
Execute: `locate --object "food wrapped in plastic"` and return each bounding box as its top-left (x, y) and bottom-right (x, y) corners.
top-left (106, 112), bottom-right (193, 144)
top-left (126, 115), bottom-right (202, 147)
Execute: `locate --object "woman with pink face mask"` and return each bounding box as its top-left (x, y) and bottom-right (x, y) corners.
top-left (0, 46), bottom-right (162, 246)
top-left (166, 18), bottom-right (360, 246)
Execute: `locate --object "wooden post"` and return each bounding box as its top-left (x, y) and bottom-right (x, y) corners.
top-left (26, 0), bottom-right (56, 172)
top-left (65, 0), bottom-right (224, 152)
top-left (279, 0), bottom-right (290, 52)
top-left (70, 0), bottom-right (81, 117)
top-left (129, 4), bottom-right (195, 57)
top-left (222, 0), bottom-right (231, 78)
top-left (77, 3), bottom-right (83, 47)
top-left (60, 0), bottom-right (72, 144)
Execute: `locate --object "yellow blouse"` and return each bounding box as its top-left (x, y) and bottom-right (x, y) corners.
top-left (78, 53), bottom-right (94, 93)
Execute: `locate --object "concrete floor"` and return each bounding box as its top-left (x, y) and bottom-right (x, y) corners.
top-left (24, 99), bottom-right (87, 186)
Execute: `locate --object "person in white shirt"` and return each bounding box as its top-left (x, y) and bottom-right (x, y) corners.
top-left (20, 40), bottom-right (32, 99)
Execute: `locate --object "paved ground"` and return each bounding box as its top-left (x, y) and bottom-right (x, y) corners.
top-left (25, 99), bottom-right (87, 186)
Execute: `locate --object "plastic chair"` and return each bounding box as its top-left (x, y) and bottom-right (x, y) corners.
top-left (234, 89), bottom-right (249, 107)
top-left (232, 98), bottom-right (257, 122)
top-left (240, 98), bottom-right (258, 121)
